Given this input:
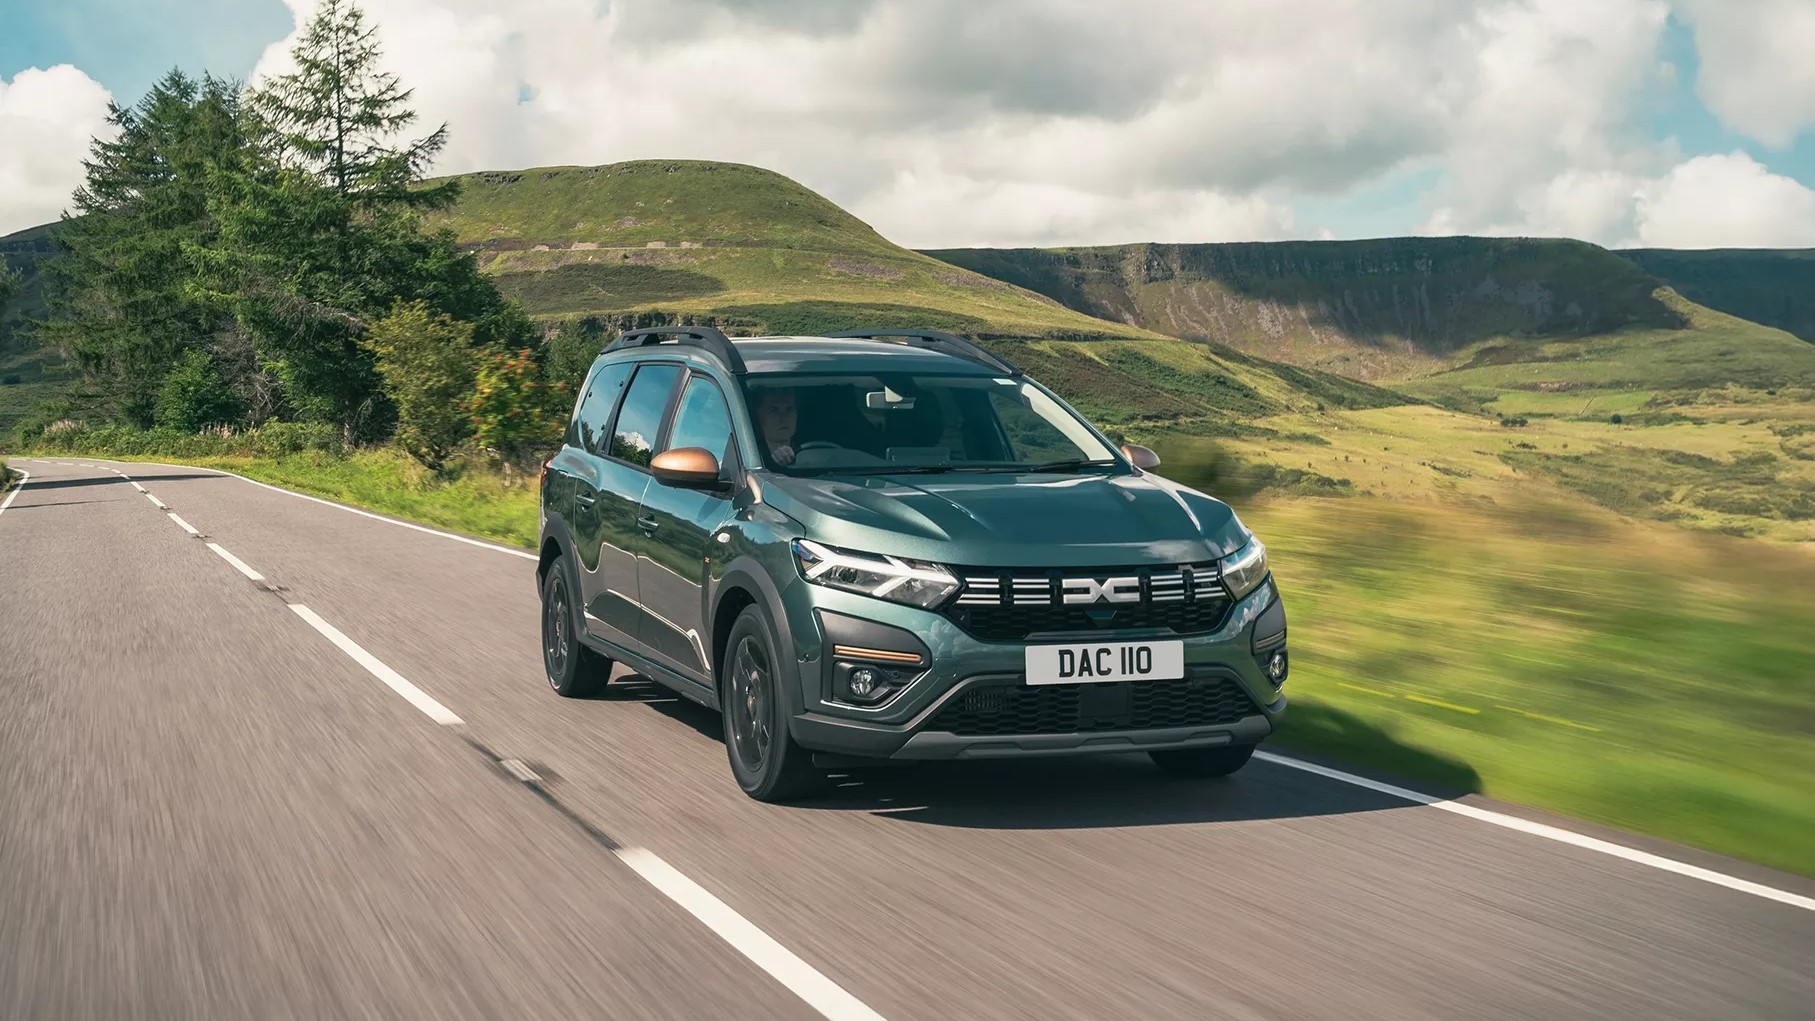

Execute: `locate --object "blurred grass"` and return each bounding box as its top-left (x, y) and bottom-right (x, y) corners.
top-left (1242, 497), bottom-right (1815, 876)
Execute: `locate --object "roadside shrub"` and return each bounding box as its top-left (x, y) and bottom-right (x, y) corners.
top-left (155, 349), bottom-right (244, 432)
top-left (466, 348), bottom-right (572, 469)
top-left (1610, 413), bottom-right (1623, 424)
top-left (366, 301), bottom-right (480, 472)
top-left (1, 373), bottom-right (20, 385)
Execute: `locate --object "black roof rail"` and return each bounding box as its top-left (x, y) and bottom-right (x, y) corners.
top-left (823, 329), bottom-right (1020, 376)
top-left (603, 325), bottom-right (747, 374)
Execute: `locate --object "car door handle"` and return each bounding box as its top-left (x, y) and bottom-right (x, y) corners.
top-left (637, 515), bottom-right (659, 532)
top-left (575, 491), bottom-right (597, 507)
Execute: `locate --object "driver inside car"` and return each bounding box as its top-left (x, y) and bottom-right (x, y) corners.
top-left (754, 386), bottom-right (798, 465)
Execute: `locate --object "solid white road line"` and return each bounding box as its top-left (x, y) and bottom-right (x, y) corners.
top-left (0, 468), bottom-right (30, 517)
top-left (287, 604), bottom-right (464, 725)
top-left (205, 542), bottom-right (266, 582)
top-left (167, 512), bottom-right (200, 536)
top-left (615, 848), bottom-right (888, 1021)
top-left (1254, 751), bottom-right (1815, 913)
top-left (145, 492), bottom-right (167, 509)
top-left (228, 472), bottom-right (540, 560)
top-left (78, 457), bottom-right (538, 561)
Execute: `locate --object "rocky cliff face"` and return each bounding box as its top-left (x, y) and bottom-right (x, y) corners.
top-left (926, 237), bottom-right (1686, 380)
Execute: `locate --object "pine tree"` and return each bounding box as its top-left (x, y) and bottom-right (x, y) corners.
top-left (250, 0), bottom-right (454, 208)
top-left (43, 70), bottom-right (248, 426)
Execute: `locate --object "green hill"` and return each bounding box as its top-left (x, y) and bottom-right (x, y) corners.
top-left (924, 238), bottom-right (1686, 380)
top-left (424, 160), bottom-right (1413, 432)
top-left (426, 160), bottom-right (1162, 342)
top-left (0, 223), bottom-right (69, 435)
top-left (1619, 248), bottom-right (1815, 345)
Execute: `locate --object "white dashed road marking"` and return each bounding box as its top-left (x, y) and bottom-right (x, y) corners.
top-left (1255, 751), bottom-right (1815, 913)
top-left (615, 848), bottom-right (888, 1021)
top-left (167, 512), bottom-right (200, 536)
top-left (205, 542), bottom-right (266, 582)
top-left (497, 758), bottom-right (540, 783)
top-left (287, 604), bottom-right (465, 725)
top-left (145, 492), bottom-right (167, 509)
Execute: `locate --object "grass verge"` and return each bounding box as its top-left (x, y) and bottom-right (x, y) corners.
top-left (12, 434), bottom-right (1814, 875)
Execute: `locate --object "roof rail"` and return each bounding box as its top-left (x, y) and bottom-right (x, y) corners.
top-left (823, 329), bottom-right (1020, 376)
top-left (603, 325), bottom-right (747, 374)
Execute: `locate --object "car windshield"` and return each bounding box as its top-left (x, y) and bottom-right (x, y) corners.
top-left (740, 371), bottom-right (1121, 475)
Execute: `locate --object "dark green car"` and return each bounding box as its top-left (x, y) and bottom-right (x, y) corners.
top-left (537, 327), bottom-right (1288, 801)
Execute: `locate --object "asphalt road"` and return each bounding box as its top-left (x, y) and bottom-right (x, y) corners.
top-left (3, 456), bottom-right (1812, 1021)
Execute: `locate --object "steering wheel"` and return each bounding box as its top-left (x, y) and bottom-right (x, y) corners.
top-left (797, 441), bottom-right (841, 452)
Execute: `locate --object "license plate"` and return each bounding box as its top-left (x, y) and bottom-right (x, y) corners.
top-left (1024, 640), bottom-right (1184, 685)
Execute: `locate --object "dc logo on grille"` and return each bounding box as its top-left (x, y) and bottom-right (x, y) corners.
top-left (1061, 576), bottom-right (1142, 605)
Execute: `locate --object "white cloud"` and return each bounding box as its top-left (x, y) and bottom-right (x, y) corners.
top-left (1631, 152), bottom-right (1815, 247)
top-left (1675, 0), bottom-right (1815, 148)
top-left (0, 65), bottom-right (115, 235)
top-left (238, 0), bottom-right (1807, 249)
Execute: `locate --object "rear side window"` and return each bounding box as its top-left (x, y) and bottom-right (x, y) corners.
top-left (575, 362), bottom-right (632, 453)
top-left (664, 376), bottom-right (736, 467)
top-left (609, 363), bottom-right (683, 466)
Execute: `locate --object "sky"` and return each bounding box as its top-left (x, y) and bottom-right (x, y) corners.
top-left (3, 0), bottom-right (1814, 249)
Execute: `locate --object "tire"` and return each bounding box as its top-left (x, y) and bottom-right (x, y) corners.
top-left (541, 555), bottom-right (614, 698)
top-left (1149, 743), bottom-right (1256, 778)
top-left (721, 605), bottom-right (824, 802)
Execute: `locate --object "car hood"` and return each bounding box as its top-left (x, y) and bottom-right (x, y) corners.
top-left (755, 470), bottom-right (1250, 567)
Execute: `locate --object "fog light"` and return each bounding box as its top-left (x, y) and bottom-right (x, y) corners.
top-left (1265, 650), bottom-right (1289, 684)
top-left (849, 668), bottom-right (879, 697)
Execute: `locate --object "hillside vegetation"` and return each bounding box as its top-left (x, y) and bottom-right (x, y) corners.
top-left (926, 238), bottom-right (1681, 379)
top-left (1622, 247), bottom-right (1815, 344)
top-left (0, 224), bottom-right (69, 435)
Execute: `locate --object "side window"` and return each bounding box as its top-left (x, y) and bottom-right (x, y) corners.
top-left (664, 376), bottom-right (736, 468)
top-left (609, 363), bottom-right (683, 467)
top-left (575, 362), bottom-right (633, 453)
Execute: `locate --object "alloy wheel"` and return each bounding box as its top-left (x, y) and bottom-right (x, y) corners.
top-left (544, 574), bottom-right (571, 686)
top-left (729, 635), bottom-right (772, 773)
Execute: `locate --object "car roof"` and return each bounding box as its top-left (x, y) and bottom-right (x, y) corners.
top-left (728, 335), bottom-right (1005, 376)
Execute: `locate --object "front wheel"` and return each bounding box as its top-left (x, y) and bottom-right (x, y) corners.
top-left (721, 606), bottom-right (824, 802)
top-left (541, 555), bottom-right (614, 697)
top-left (1149, 743), bottom-right (1255, 778)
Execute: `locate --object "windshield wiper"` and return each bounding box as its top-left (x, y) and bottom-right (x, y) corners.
top-left (1022, 458), bottom-right (1122, 473)
top-left (821, 465), bottom-right (965, 476)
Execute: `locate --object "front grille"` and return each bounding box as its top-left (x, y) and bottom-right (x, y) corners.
top-left (945, 564), bottom-right (1231, 640)
top-left (927, 674), bottom-right (1258, 737)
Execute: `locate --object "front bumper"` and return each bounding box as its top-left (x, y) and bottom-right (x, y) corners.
top-left (780, 577), bottom-right (1288, 761)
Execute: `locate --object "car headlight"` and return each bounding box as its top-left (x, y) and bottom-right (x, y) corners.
top-left (1219, 537), bottom-right (1269, 599)
top-left (792, 540), bottom-right (960, 610)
